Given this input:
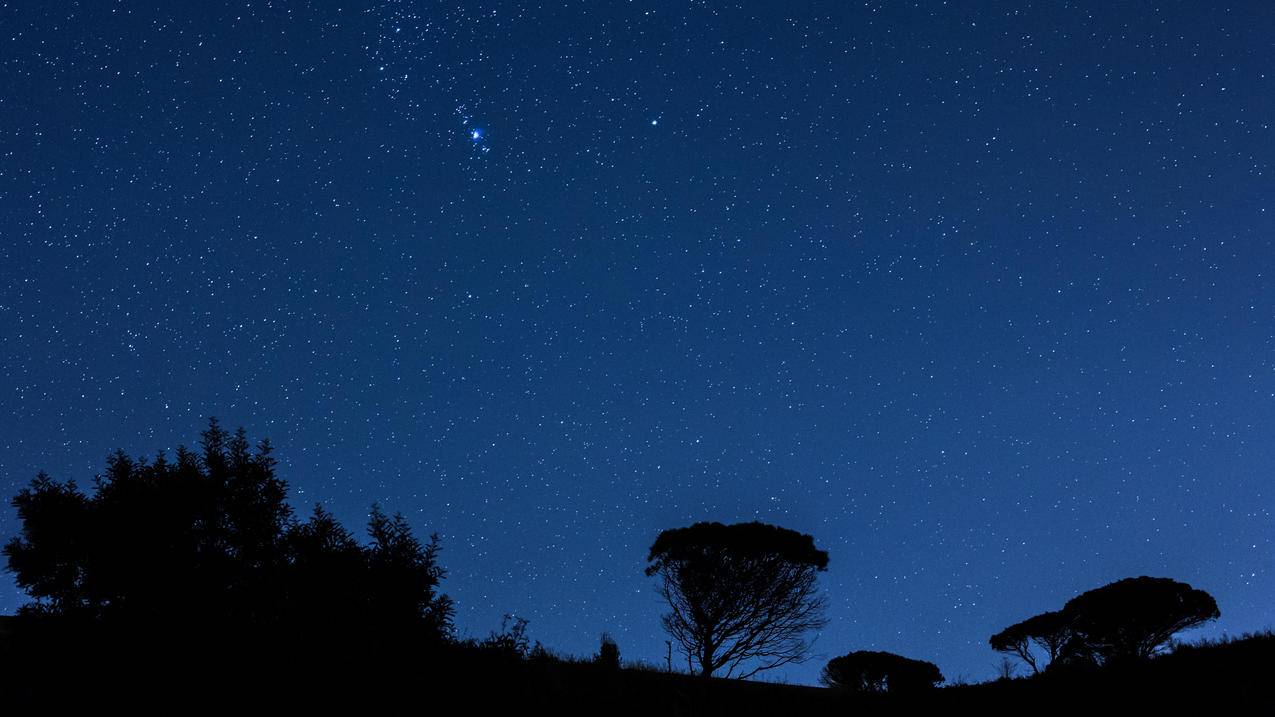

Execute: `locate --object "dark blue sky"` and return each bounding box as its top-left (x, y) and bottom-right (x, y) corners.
top-left (2, 1), bottom-right (1272, 684)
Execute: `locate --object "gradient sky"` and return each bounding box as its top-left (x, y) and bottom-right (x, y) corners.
top-left (2, 1), bottom-right (1272, 684)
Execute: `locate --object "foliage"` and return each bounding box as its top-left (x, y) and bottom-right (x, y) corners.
top-left (2, 418), bottom-right (452, 645)
top-left (364, 504), bottom-right (455, 641)
top-left (991, 576), bottom-right (1219, 673)
top-left (597, 632), bottom-right (621, 670)
top-left (645, 521), bottom-right (829, 679)
top-left (989, 609), bottom-right (1074, 674)
top-left (820, 650), bottom-right (944, 693)
top-left (1062, 576), bottom-right (1219, 664)
top-left (477, 614), bottom-right (534, 659)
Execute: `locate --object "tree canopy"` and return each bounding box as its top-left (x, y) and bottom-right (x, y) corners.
top-left (3, 418), bottom-right (453, 647)
top-left (1063, 576), bottom-right (1219, 663)
top-left (989, 610), bottom-right (1073, 675)
top-left (991, 576), bottom-right (1219, 673)
top-left (645, 520), bottom-right (829, 679)
top-left (820, 650), bottom-right (944, 693)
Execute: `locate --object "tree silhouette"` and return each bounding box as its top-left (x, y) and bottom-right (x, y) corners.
top-left (989, 609), bottom-right (1073, 674)
top-left (644, 521), bottom-right (829, 679)
top-left (284, 504), bottom-right (371, 638)
top-left (820, 650), bottom-right (944, 693)
top-left (1062, 576), bottom-right (1219, 664)
top-left (990, 576), bottom-right (1219, 673)
top-left (3, 472), bottom-right (92, 616)
top-left (365, 504), bottom-right (455, 641)
top-left (3, 418), bottom-right (452, 648)
top-left (597, 632), bottom-right (621, 670)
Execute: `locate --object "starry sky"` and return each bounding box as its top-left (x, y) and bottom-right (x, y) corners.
top-left (2, 1), bottom-right (1273, 684)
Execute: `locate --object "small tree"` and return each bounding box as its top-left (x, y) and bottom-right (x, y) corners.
top-left (821, 650), bottom-right (944, 693)
top-left (597, 632), bottom-right (620, 670)
top-left (644, 521), bottom-right (829, 679)
top-left (2, 473), bottom-right (92, 616)
top-left (989, 609), bottom-right (1074, 674)
top-left (366, 505), bottom-right (455, 640)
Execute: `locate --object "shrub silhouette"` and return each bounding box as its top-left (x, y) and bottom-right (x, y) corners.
top-left (2, 418), bottom-right (453, 648)
top-left (476, 613), bottom-right (534, 659)
top-left (645, 521), bottom-right (829, 678)
top-left (820, 650), bottom-right (944, 693)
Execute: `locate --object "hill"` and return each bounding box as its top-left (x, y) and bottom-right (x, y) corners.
top-left (2, 618), bottom-right (1272, 712)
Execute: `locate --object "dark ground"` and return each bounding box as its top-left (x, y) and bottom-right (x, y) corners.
top-left (1, 616), bottom-right (1271, 713)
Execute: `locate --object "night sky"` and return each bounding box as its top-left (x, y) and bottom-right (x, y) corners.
top-left (2, 1), bottom-right (1273, 684)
